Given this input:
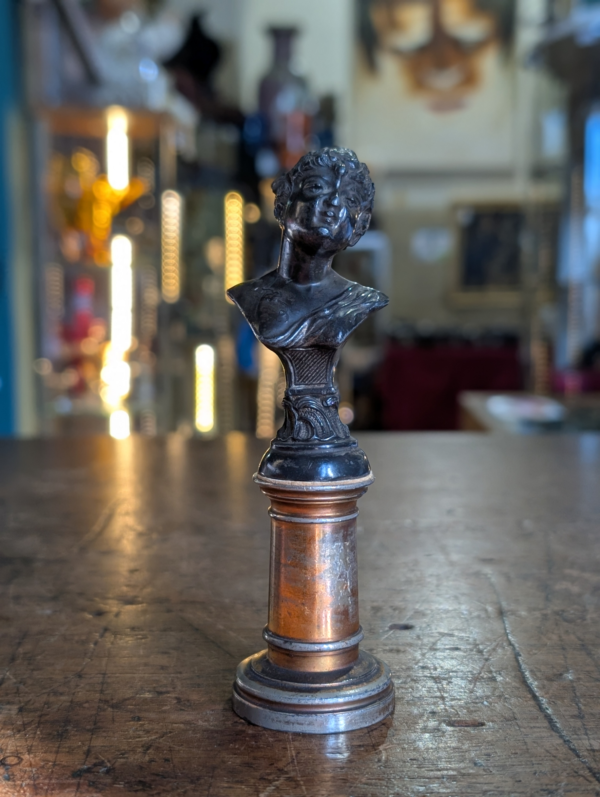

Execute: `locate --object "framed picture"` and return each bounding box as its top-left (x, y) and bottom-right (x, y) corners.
top-left (451, 203), bottom-right (524, 307)
top-left (352, 0), bottom-right (517, 172)
top-left (449, 201), bottom-right (561, 306)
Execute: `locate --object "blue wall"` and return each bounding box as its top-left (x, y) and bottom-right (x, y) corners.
top-left (0, 0), bottom-right (17, 435)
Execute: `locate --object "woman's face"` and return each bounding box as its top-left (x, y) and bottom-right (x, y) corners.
top-left (284, 167), bottom-right (369, 254)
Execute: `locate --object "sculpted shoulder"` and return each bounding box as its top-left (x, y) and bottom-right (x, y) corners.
top-left (228, 269), bottom-right (388, 348)
top-left (227, 270), bottom-right (299, 343)
top-left (349, 281), bottom-right (389, 309)
top-left (226, 269), bottom-right (281, 322)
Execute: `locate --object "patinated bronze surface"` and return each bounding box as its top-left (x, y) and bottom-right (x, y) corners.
top-left (2, 434), bottom-right (600, 793)
top-left (228, 148), bottom-right (393, 732)
top-left (228, 147), bottom-right (388, 483)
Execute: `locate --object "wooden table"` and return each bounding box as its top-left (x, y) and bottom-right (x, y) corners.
top-left (1, 433), bottom-right (600, 795)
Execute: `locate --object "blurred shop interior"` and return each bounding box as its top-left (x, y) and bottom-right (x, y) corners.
top-left (2, 0), bottom-right (600, 440)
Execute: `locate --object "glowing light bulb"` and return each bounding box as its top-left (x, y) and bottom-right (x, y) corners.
top-left (195, 344), bottom-right (215, 433)
top-left (110, 409), bottom-right (130, 439)
top-left (102, 235), bottom-right (134, 417)
top-left (110, 235), bottom-right (133, 357)
top-left (106, 106), bottom-right (129, 191)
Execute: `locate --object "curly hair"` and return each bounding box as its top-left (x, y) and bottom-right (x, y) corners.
top-left (272, 147), bottom-right (375, 225)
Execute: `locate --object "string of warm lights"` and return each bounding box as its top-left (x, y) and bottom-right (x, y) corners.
top-left (224, 191), bottom-right (244, 300)
top-left (195, 344), bottom-right (216, 434)
top-left (256, 344), bottom-right (281, 439)
top-left (161, 189), bottom-right (182, 303)
top-left (101, 108), bottom-right (133, 438)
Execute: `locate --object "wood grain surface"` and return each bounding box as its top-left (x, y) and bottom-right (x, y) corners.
top-left (1, 433), bottom-right (600, 795)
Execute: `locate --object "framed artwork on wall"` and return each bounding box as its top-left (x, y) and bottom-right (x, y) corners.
top-left (450, 202), bottom-right (524, 307)
top-left (449, 201), bottom-right (561, 307)
top-left (352, 0), bottom-right (517, 172)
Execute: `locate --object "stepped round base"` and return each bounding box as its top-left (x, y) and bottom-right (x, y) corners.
top-left (233, 650), bottom-right (394, 734)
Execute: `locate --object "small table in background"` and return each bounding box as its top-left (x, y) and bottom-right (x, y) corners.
top-left (460, 390), bottom-right (600, 433)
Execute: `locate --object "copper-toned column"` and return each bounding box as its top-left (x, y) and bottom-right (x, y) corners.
top-left (263, 482), bottom-right (365, 672)
top-left (232, 475), bottom-right (394, 734)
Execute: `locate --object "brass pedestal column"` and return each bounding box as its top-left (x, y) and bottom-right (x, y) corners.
top-left (233, 474), bottom-right (395, 734)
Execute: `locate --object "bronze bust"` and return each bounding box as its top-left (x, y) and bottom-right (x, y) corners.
top-left (230, 149), bottom-right (395, 733)
top-left (228, 147), bottom-right (388, 482)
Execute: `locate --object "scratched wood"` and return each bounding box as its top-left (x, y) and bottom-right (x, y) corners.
top-left (1, 433), bottom-right (600, 795)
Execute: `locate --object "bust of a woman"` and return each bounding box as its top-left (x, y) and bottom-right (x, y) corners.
top-left (228, 147), bottom-right (388, 482)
